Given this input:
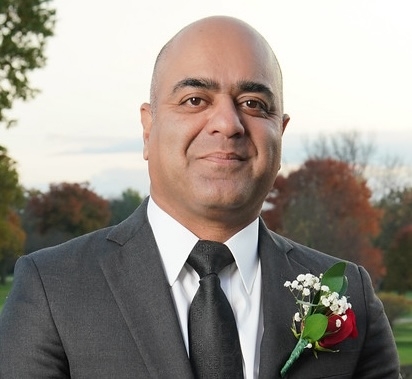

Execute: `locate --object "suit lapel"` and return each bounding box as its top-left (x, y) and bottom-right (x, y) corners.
top-left (99, 200), bottom-right (193, 378)
top-left (97, 203), bottom-right (316, 378)
top-left (258, 221), bottom-right (309, 379)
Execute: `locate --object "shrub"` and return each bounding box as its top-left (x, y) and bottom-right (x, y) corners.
top-left (378, 292), bottom-right (412, 328)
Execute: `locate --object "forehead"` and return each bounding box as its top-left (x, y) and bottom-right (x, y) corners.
top-left (155, 19), bottom-right (281, 96)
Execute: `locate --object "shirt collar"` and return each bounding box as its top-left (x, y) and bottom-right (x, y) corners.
top-left (147, 197), bottom-right (259, 294)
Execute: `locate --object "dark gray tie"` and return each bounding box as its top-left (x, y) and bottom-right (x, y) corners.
top-left (187, 240), bottom-right (244, 379)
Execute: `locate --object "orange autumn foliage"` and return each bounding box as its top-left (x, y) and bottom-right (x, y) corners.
top-left (26, 182), bottom-right (110, 237)
top-left (263, 159), bottom-right (384, 285)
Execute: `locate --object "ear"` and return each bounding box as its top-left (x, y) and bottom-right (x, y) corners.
top-left (282, 114), bottom-right (290, 134)
top-left (140, 103), bottom-right (153, 161)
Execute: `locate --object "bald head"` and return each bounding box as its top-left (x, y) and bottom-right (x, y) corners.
top-left (140, 15), bottom-right (290, 238)
top-left (149, 16), bottom-right (284, 113)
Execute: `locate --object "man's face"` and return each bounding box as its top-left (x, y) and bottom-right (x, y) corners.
top-left (141, 18), bottom-right (288, 229)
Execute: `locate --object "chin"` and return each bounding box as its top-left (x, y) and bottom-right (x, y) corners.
top-left (199, 193), bottom-right (254, 212)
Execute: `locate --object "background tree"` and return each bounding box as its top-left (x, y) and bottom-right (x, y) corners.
top-left (0, 0), bottom-right (56, 128)
top-left (24, 182), bottom-right (110, 252)
top-left (0, 210), bottom-right (25, 284)
top-left (303, 130), bottom-right (375, 178)
top-left (0, 146), bottom-right (25, 283)
top-left (303, 130), bottom-right (409, 199)
top-left (375, 187), bottom-right (412, 291)
top-left (383, 225), bottom-right (412, 294)
top-left (378, 292), bottom-right (412, 328)
top-left (109, 188), bottom-right (143, 225)
top-left (263, 158), bottom-right (384, 285)
top-left (375, 188), bottom-right (412, 253)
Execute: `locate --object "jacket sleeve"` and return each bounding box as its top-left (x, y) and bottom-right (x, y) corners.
top-left (354, 266), bottom-right (401, 379)
top-left (0, 255), bottom-right (70, 378)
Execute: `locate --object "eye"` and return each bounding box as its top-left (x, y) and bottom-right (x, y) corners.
top-left (184, 97), bottom-right (204, 107)
top-left (178, 95), bottom-right (209, 113)
top-left (239, 98), bottom-right (270, 116)
top-left (245, 99), bottom-right (263, 109)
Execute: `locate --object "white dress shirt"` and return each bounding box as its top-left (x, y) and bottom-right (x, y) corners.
top-left (147, 197), bottom-right (263, 378)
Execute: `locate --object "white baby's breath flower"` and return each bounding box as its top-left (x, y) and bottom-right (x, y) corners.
top-left (330, 303), bottom-right (339, 312)
top-left (330, 292), bottom-right (339, 301)
top-left (284, 281), bottom-right (291, 288)
top-left (306, 343), bottom-right (312, 349)
top-left (291, 280), bottom-right (299, 289)
top-left (327, 295), bottom-right (339, 308)
top-left (313, 282), bottom-right (321, 291)
top-left (297, 274), bottom-right (305, 282)
top-left (302, 288), bottom-right (311, 297)
top-left (305, 273), bottom-right (313, 281)
top-left (321, 285), bottom-right (330, 292)
top-left (294, 312), bottom-right (301, 322)
top-left (321, 297), bottom-right (330, 307)
top-left (336, 296), bottom-right (350, 314)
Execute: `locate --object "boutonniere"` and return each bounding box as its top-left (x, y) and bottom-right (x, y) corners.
top-left (280, 262), bottom-right (358, 378)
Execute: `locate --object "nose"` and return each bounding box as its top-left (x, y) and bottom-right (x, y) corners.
top-left (206, 96), bottom-right (245, 138)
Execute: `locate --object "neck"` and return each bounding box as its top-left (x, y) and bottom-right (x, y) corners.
top-left (150, 196), bottom-right (260, 243)
top-left (181, 219), bottom-right (253, 243)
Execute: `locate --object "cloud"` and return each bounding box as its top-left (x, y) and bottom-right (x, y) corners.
top-left (47, 135), bottom-right (144, 155)
top-left (67, 138), bottom-right (144, 155)
top-left (90, 166), bottom-right (150, 198)
top-left (282, 130), bottom-right (412, 166)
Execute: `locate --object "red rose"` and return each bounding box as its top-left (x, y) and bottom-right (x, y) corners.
top-left (319, 309), bottom-right (358, 348)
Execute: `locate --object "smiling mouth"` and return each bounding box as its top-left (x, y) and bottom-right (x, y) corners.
top-left (202, 152), bottom-right (246, 162)
top-left (199, 154), bottom-right (249, 170)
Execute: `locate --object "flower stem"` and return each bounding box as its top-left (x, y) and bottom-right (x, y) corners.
top-left (280, 337), bottom-right (310, 378)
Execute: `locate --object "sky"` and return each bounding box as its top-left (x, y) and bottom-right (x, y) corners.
top-left (1, 0), bottom-right (411, 198)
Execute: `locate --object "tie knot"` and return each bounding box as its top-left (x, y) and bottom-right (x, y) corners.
top-left (187, 240), bottom-right (234, 278)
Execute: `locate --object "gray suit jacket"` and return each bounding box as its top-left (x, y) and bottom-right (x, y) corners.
top-left (0, 199), bottom-right (400, 378)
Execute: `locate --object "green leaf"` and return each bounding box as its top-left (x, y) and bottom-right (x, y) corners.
top-left (321, 262), bottom-right (347, 294)
top-left (339, 275), bottom-right (348, 297)
top-left (310, 290), bottom-right (321, 314)
top-left (301, 314), bottom-right (328, 341)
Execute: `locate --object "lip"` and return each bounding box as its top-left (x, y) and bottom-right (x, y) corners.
top-left (200, 151), bottom-right (247, 163)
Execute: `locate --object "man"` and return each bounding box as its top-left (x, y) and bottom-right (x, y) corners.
top-left (0, 16), bottom-right (400, 378)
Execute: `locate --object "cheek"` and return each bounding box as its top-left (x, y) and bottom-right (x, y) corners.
top-left (149, 117), bottom-right (196, 166)
top-left (255, 126), bottom-right (283, 166)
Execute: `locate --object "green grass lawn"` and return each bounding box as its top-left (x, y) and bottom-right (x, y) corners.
top-left (0, 278), bottom-right (13, 312)
top-left (394, 319), bottom-right (412, 366)
top-left (394, 292), bottom-right (412, 367)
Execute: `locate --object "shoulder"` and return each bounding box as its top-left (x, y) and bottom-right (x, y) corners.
top-left (26, 226), bottom-right (114, 266)
top-left (263, 227), bottom-right (370, 300)
top-left (23, 198), bottom-right (150, 272)
top-left (266, 227), bottom-right (355, 272)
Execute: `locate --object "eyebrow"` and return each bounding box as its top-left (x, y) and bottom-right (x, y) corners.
top-left (172, 77), bottom-right (276, 103)
top-left (237, 80), bottom-right (276, 104)
top-left (172, 77), bottom-right (219, 93)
